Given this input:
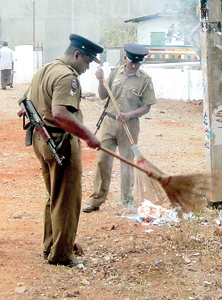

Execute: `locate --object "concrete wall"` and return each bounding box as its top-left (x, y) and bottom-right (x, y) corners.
top-left (14, 45), bottom-right (33, 85)
top-left (0, 0), bottom-right (176, 64)
top-left (12, 45), bottom-right (202, 102)
top-left (13, 45), bottom-right (42, 85)
top-left (143, 67), bottom-right (202, 101)
top-left (79, 62), bottom-right (203, 101)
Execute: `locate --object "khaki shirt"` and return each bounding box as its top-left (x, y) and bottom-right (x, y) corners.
top-left (106, 65), bottom-right (156, 116)
top-left (30, 56), bottom-right (83, 127)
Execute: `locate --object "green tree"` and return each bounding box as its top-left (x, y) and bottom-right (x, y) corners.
top-left (99, 23), bottom-right (138, 63)
top-left (100, 23), bottom-right (138, 48)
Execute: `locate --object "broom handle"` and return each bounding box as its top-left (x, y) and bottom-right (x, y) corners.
top-left (99, 146), bottom-right (163, 182)
top-left (103, 80), bottom-right (135, 145)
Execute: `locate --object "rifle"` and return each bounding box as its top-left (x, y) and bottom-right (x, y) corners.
top-left (20, 97), bottom-right (64, 165)
top-left (94, 98), bottom-right (109, 135)
top-left (94, 66), bottom-right (119, 135)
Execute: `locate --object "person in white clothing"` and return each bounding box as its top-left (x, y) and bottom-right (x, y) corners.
top-left (0, 41), bottom-right (14, 90)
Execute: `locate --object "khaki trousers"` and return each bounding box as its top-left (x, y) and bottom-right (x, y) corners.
top-left (33, 130), bottom-right (82, 262)
top-left (88, 116), bottom-right (139, 207)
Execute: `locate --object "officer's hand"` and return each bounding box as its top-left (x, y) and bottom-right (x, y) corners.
top-left (86, 135), bottom-right (101, 149)
top-left (17, 104), bottom-right (25, 117)
top-left (116, 112), bottom-right (131, 124)
top-left (95, 68), bottom-right (104, 82)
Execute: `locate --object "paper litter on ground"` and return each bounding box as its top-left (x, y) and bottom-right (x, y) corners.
top-left (121, 199), bottom-right (196, 226)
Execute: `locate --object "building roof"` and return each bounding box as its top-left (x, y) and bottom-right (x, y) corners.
top-left (125, 10), bottom-right (175, 23)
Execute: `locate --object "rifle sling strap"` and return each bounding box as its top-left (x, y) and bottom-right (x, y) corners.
top-left (103, 66), bottom-right (119, 109)
top-left (105, 112), bottom-right (116, 120)
top-left (18, 84), bottom-right (32, 105)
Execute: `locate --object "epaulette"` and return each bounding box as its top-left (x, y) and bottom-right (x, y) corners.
top-left (140, 68), bottom-right (151, 78)
top-left (67, 65), bottom-right (75, 72)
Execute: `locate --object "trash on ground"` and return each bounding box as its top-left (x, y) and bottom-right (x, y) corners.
top-left (203, 280), bottom-right (212, 286)
top-left (121, 200), bottom-right (222, 227)
top-left (121, 200), bottom-right (179, 225)
top-left (121, 200), bottom-right (198, 226)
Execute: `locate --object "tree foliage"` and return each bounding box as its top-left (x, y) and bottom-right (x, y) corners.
top-left (166, 0), bottom-right (200, 56)
top-left (166, 0), bottom-right (199, 43)
top-left (166, 0), bottom-right (222, 58)
top-left (99, 23), bottom-right (138, 48)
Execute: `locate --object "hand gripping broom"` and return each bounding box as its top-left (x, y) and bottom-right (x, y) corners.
top-left (102, 80), bottom-right (212, 212)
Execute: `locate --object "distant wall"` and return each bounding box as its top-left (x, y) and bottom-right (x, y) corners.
top-left (13, 45), bottom-right (42, 84)
top-left (142, 66), bottom-right (203, 101)
top-left (81, 63), bottom-right (203, 101)
top-left (12, 46), bottom-right (203, 101)
top-left (14, 45), bottom-right (33, 84)
top-left (0, 0), bottom-right (169, 64)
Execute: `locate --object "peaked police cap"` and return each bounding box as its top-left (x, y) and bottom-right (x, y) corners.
top-left (69, 34), bottom-right (103, 64)
top-left (124, 43), bottom-right (148, 64)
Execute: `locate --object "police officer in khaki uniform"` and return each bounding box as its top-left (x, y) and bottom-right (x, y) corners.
top-left (24, 34), bottom-right (103, 267)
top-left (83, 43), bottom-right (156, 213)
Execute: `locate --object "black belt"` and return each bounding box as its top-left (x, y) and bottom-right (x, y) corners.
top-left (46, 126), bottom-right (66, 134)
top-left (105, 112), bottom-right (116, 120)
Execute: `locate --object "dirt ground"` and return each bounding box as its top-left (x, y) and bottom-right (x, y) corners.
top-left (1, 84), bottom-right (222, 300)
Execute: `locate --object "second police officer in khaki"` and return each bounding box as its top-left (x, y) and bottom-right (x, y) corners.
top-left (83, 43), bottom-right (157, 213)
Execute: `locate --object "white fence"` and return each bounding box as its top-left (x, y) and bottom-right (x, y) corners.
top-left (11, 47), bottom-right (203, 101)
top-left (80, 62), bottom-right (203, 101)
top-left (143, 67), bottom-right (203, 101)
top-left (13, 45), bottom-right (42, 84)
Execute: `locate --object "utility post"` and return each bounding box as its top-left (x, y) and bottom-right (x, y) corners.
top-left (33, 0), bottom-right (35, 49)
top-left (200, 0), bottom-right (222, 201)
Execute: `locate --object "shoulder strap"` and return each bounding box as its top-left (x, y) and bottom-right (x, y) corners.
top-left (108, 67), bottom-right (119, 89)
top-left (18, 84), bottom-right (32, 105)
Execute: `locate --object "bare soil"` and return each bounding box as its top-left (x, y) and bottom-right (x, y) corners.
top-left (0, 85), bottom-right (222, 300)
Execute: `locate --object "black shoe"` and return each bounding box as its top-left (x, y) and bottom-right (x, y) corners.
top-left (2, 87), bottom-right (6, 90)
top-left (83, 205), bottom-right (99, 213)
top-left (10, 84), bottom-right (13, 88)
top-left (43, 243), bottom-right (84, 260)
top-left (73, 243), bottom-right (84, 256)
top-left (48, 258), bottom-right (83, 267)
top-left (43, 251), bottom-right (50, 260)
top-left (208, 201), bottom-right (222, 210)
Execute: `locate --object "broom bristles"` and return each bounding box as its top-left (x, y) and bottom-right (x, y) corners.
top-left (134, 157), bottom-right (167, 207)
top-left (100, 146), bottom-right (215, 214)
top-left (134, 169), bottom-right (167, 207)
top-left (162, 173), bottom-right (211, 214)
top-left (135, 160), bottom-right (213, 214)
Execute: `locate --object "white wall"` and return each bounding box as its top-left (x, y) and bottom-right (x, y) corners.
top-left (79, 61), bottom-right (99, 95)
top-left (99, 63), bottom-right (202, 101)
top-left (12, 48), bottom-right (203, 101)
top-left (13, 45), bottom-right (42, 84)
top-left (14, 45), bottom-right (34, 84)
top-left (79, 62), bottom-right (203, 101)
top-left (143, 67), bottom-right (203, 100)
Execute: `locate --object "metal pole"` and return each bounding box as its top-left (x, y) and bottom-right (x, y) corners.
top-left (33, 0), bottom-right (35, 48)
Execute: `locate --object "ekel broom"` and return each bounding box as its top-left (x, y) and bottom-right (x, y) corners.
top-left (99, 146), bottom-right (211, 214)
top-left (103, 80), bottom-right (167, 206)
